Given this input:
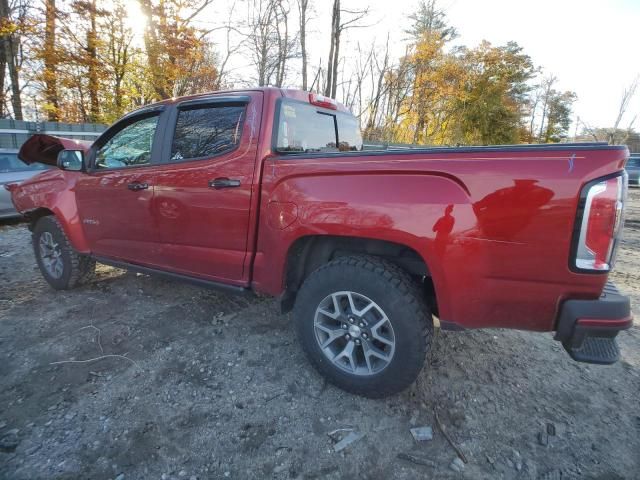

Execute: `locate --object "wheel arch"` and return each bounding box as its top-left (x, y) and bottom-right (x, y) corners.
top-left (23, 207), bottom-right (56, 231)
top-left (23, 204), bottom-right (90, 253)
top-left (280, 234), bottom-right (438, 315)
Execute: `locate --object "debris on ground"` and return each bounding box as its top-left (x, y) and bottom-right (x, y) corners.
top-left (1, 190), bottom-right (639, 479)
top-left (510, 449), bottom-right (523, 471)
top-left (538, 431), bottom-right (549, 446)
top-left (332, 430), bottom-right (365, 453)
top-left (449, 456), bottom-right (465, 472)
top-left (409, 426), bottom-right (433, 442)
top-left (327, 427), bottom-right (354, 441)
top-left (397, 452), bottom-right (436, 468)
top-left (0, 431), bottom-right (19, 453)
top-left (434, 409), bottom-right (467, 463)
top-left (546, 422), bottom-right (556, 436)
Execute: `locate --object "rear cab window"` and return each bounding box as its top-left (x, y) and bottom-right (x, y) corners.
top-left (275, 100), bottom-right (362, 154)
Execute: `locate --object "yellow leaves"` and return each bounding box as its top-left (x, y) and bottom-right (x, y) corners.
top-left (388, 34), bottom-right (535, 146)
top-left (0, 18), bottom-right (18, 37)
top-left (142, 2), bottom-right (218, 99)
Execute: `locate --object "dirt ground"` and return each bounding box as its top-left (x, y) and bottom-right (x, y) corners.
top-left (1, 192), bottom-right (639, 480)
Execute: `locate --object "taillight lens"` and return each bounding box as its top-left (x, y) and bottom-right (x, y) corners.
top-left (575, 173), bottom-right (626, 271)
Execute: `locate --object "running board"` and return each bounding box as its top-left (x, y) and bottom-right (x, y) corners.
top-left (93, 256), bottom-right (252, 297)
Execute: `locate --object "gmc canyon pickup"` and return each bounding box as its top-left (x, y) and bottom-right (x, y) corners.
top-left (7, 88), bottom-right (633, 397)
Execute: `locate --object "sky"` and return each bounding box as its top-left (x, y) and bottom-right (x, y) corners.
top-left (443, 0), bottom-right (640, 130)
top-left (134, 0), bottom-right (640, 131)
top-left (328, 0), bottom-right (640, 130)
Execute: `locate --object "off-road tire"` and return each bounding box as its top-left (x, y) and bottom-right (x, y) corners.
top-left (294, 255), bottom-right (432, 398)
top-left (32, 216), bottom-right (95, 290)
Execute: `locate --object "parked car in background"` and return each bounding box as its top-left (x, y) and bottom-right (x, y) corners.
top-left (626, 153), bottom-right (640, 187)
top-left (0, 148), bottom-right (50, 219)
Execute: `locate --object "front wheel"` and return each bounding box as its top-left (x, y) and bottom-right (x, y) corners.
top-left (294, 255), bottom-right (432, 398)
top-left (32, 216), bottom-right (95, 290)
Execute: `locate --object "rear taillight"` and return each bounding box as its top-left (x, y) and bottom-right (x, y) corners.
top-left (574, 173), bottom-right (627, 272)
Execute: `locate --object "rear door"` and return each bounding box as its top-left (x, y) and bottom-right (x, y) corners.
top-left (152, 93), bottom-right (263, 283)
top-left (75, 108), bottom-right (167, 265)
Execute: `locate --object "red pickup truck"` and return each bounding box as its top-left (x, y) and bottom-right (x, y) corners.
top-left (7, 88), bottom-right (633, 397)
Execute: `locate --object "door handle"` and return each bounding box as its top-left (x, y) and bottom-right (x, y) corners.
top-left (127, 182), bottom-right (149, 191)
top-left (209, 178), bottom-right (241, 189)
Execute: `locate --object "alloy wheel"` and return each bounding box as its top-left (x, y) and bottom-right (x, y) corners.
top-left (39, 231), bottom-right (64, 279)
top-left (313, 291), bottom-right (396, 376)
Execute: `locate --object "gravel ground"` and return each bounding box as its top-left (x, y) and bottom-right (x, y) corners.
top-left (0, 191), bottom-right (639, 480)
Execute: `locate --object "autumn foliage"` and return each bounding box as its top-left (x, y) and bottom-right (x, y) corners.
top-left (0, 0), bottom-right (585, 145)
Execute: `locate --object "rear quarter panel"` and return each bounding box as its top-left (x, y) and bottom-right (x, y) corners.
top-left (252, 147), bottom-right (627, 331)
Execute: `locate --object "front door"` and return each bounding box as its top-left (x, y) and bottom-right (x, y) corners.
top-left (152, 93), bottom-right (262, 283)
top-left (76, 110), bottom-right (165, 265)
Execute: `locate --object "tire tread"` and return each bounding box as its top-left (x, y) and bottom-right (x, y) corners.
top-left (294, 254), bottom-right (432, 398)
top-left (33, 216), bottom-right (95, 289)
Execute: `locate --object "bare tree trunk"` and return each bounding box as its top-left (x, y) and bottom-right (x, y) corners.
top-left (364, 41), bottom-right (390, 138)
top-left (324, 0), bottom-right (338, 96)
top-left (528, 94), bottom-right (539, 142)
top-left (0, 43), bottom-right (5, 117)
top-left (106, 3), bottom-right (131, 116)
top-left (0, 0), bottom-right (22, 120)
top-left (214, 1), bottom-right (242, 90)
top-left (330, 18), bottom-right (340, 98)
top-left (4, 33), bottom-right (22, 120)
top-left (310, 57), bottom-right (322, 91)
top-left (43, 0), bottom-right (59, 121)
top-left (610, 76), bottom-right (638, 144)
top-left (251, 0), bottom-right (274, 86)
top-left (297, 0), bottom-right (308, 90)
top-left (258, 16), bottom-right (269, 86)
top-left (87, 0), bottom-right (99, 122)
top-left (246, 0), bottom-right (294, 87)
top-left (323, 0), bottom-right (368, 98)
top-left (537, 76), bottom-right (556, 141)
top-left (274, 0), bottom-right (289, 87)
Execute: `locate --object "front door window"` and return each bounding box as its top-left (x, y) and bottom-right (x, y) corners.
top-left (95, 115), bottom-right (159, 169)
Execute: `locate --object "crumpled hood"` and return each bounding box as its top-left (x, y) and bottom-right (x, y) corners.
top-left (18, 134), bottom-right (92, 166)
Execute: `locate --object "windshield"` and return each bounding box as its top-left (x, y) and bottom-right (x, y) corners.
top-left (627, 156), bottom-right (640, 167)
top-left (0, 152), bottom-right (49, 173)
top-left (275, 100), bottom-right (363, 153)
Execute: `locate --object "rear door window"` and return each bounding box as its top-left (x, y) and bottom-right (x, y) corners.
top-left (275, 101), bottom-right (362, 154)
top-left (170, 105), bottom-right (245, 161)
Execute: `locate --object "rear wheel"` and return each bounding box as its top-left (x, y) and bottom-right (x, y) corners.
top-left (294, 255), bottom-right (432, 398)
top-left (32, 216), bottom-right (95, 290)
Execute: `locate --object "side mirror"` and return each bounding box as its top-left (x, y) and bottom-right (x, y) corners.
top-left (57, 150), bottom-right (85, 172)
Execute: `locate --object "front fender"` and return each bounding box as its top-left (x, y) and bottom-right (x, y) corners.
top-left (11, 170), bottom-right (90, 253)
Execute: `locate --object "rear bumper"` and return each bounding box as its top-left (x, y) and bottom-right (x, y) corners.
top-left (554, 282), bottom-right (632, 364)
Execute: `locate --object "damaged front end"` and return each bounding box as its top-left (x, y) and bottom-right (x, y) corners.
top-left (7, 135), bottom-right (93, 216)
top-left (18, 134), bottom-right (92, 167)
